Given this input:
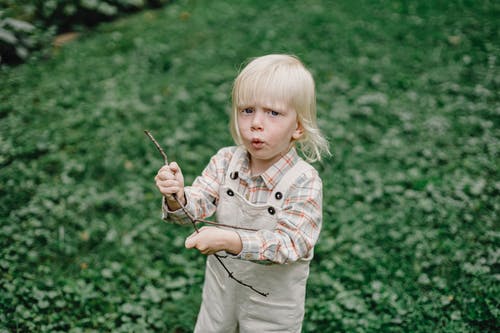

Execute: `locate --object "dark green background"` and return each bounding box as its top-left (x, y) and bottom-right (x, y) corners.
top-left (1, 0), bottom-right (498, 332)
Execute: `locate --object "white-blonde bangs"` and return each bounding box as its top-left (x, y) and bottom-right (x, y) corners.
top-left (233, 66), bottom-right (313, 114)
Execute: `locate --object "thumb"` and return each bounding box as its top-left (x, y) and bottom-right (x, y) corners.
top-left (185, 231), bottom-right (198, 249)
top-left (169, 161), bottom-right (181, 174)
top-left (169, 162), bottom-right (184, 181)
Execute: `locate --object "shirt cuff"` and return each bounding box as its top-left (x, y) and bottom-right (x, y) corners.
top-left (235, 230), bottom-right (263, 261)
top-left (161, 193), bottom-right (193, 225)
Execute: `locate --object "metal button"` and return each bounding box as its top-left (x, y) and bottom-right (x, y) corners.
top-left (227, 189), bottom-right (234, 196)
top-left (230, 171), bottom-right (239, 180)
top-left (268, 207), bottom-right (276, 215)
top-left (275, 192), bottom-right (283, 200)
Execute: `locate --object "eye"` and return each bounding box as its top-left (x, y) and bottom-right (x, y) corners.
top-left (268, 110), bottom-right (280, 117)
top-left (241, 107), bottom-right (254, 114)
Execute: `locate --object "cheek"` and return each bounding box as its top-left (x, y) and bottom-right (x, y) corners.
top-left (235, 119), bottom-right (246, 138)
top-left (237, 117), bottom-right (248, 130)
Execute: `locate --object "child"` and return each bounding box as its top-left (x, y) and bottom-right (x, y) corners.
top-left (155, 54), bottom-right (330, 332)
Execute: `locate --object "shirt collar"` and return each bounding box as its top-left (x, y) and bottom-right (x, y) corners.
top-left (236, 147), bottom-right (300, 190)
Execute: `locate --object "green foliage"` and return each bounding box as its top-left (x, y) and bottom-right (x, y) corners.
top-left (0, 0), bottom-right (170, 64)
top-left (1, 0), bottom-right (499, 331)
top-left (0, 12), bottom-right (35, 61)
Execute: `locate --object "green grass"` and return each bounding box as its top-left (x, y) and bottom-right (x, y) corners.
top-left (1, 0), bottom-right (499, 332)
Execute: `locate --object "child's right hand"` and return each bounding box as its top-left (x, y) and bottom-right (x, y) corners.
top-left (155, 162), bottom-right (186, 207)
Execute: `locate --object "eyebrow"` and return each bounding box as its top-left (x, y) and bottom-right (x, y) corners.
top-left (237, 103), bottom-right (290, 111)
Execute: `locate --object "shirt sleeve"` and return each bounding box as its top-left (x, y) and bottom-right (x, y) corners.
top-left (161, 147), bottom-right (233, 224)
top-left (235, 170), bottom-right (323, 264)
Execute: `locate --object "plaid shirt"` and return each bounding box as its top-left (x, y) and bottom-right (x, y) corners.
top-left (163, 146), bottom-right (323, 264)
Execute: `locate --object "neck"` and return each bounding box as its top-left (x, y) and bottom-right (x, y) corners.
top-left (249, 152), bottom-right (287, 176)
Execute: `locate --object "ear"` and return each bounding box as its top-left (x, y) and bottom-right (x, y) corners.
top-left (292, 121), bottom-right (304, 140)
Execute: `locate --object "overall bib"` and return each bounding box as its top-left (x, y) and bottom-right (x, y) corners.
top-left (194, 148), bottom-right (314, 333)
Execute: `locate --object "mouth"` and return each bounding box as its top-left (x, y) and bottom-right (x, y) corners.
top-left (251, 138), bottom-right (264, 149)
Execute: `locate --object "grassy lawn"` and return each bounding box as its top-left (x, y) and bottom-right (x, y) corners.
top-left (1, 0), bottom-right (498, 332)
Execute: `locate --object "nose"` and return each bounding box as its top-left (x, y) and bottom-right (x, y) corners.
top-left (251, 110), bottom-right (264, 131)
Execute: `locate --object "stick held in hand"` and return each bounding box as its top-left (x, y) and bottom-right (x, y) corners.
top-left (144, 130), bottom-right (169, 165)
top-left (144, 129), bottom-right (269, 297)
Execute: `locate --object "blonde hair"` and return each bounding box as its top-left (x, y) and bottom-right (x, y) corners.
top-left (230, 54), bottom-right (330, 162)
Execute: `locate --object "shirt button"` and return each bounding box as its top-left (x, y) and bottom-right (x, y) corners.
top-left (275, 192), bottom-right (283, 200)
top-left (227, 189), bottom-right (234, 196)
top-left (268, 207), bottom-right (276, 215)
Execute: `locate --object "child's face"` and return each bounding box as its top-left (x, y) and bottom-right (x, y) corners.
top-left (237, 101), bottom-right (303, 172)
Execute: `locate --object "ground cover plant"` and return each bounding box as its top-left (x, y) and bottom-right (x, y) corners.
top-left (0, 0), bottom-right (498, 332)
top-left (0, 0), bottom-right (170, 64)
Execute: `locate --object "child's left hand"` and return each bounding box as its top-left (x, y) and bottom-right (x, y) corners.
top-left (185, 227), bottom-right (242, 256)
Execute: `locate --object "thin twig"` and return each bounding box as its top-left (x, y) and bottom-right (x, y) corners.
top-left (145, 130), bottom-right (198, 230)
top-left (144, 130), bottom-right (169, 165)
top-left (145, 130), bottom-right (268, 296)
top-left (214, 254), bottom-right (269, 297)
top-left (195, 219), bottom-right (258, 232)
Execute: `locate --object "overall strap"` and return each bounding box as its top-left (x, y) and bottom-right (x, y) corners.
top-left (269, 159), bottom-right (313, 208)
top-left (224, 147), bottom-right (314, 209)
top-left (225, 146), bottom-right (246, 187)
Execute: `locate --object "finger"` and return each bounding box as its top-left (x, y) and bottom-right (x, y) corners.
top-left (169, 162), bottom-right (180, 173)
top-left (162, 172), bottom-right (175, 180)
top-left (155, 172), bottom-right (167, 182)
top-left (195, 241), bottom-right (213, 255)
top-left (169, 162), bottom-right (184, 180)
top-left (156, 170), bottom-right (175, 181)
top-left (156, 178), bottom-right (179, 189)
top-left (155, 178), bottom-right (176, 189)
top-left (156, 179), bottom-right (181, 188)
top-left (185, 232), bottom-right (198, 249)
top-left (200, 248), bottom-right (213, 255)
top-left (159, 165), bottom-right (173, 173)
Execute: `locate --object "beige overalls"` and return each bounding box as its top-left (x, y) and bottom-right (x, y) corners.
top-left (194, 148), bottom-right (314, 333)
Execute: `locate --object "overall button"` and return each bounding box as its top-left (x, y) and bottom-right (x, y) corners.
top-left (275, 192), bottom-right (283, 200)
top-left (268, 207), bottom-right (276, 215)
top-left (230, 171), bottom-right (239, 180)
top-left (227, 189), bottom-right (234, 196)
